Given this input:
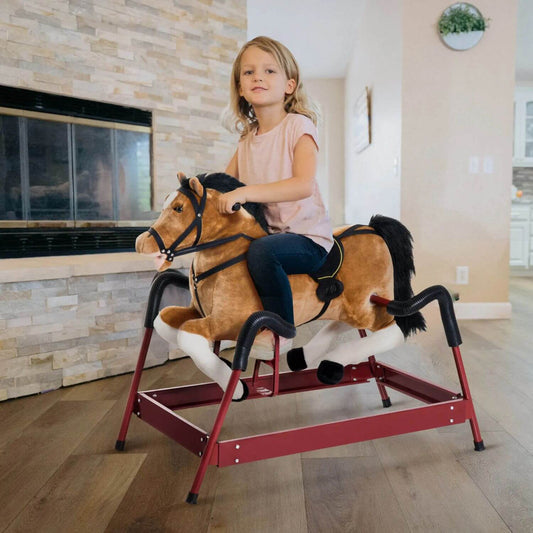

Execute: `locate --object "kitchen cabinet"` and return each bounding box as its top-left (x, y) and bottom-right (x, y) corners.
top-left (513, 87), bottom-right (533, 167)
top-left (510, 204), bottom-right (531, 267)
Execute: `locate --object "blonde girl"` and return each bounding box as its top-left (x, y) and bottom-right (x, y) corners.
top-left (217, 36), bottom-right (334, 354)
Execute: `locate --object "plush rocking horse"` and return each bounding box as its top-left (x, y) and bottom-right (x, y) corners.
top-left (120, 172), bottom-right (484, 504)
top-left (135, 172), bottom-right (426, 400)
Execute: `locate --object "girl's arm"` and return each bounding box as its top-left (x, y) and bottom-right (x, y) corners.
top-left (225, 150), bottom-right (239, 178)
top-left (217, 135), bottom-right (317, 213)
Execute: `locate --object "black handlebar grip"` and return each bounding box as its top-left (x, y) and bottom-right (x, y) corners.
top-left (144, 270), bottom-right (190, 328)
top-left (232, 203), bottom-right (241, 211)
top-left (386, 285), bottom-right (462, 347)
top-left (232, 311), bottom-right (296, 371)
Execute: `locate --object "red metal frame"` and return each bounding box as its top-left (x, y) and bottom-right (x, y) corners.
top-left (116, 323), bottom-right (484, 503)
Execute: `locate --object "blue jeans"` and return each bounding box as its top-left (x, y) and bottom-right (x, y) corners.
top-left (246, 233), bottom-right (328, 325)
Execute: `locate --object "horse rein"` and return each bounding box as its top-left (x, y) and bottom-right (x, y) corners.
top-left (147, 186), bottom-right (249, 264)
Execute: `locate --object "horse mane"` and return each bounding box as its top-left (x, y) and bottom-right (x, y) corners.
top-left (183, 173), bottom-right (270, 234)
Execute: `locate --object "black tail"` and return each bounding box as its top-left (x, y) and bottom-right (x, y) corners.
top-left (368, 214), bottom-right (426, 337)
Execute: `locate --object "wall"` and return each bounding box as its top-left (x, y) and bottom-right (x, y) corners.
top-left (0, 0), bottom-right (246, 204)
top-left (345, 0), bottom-right (516, 315)
top-left (401, 0), bottom-right (517, 308)
top-left (0, 255), bottom-right (192, 401)
top-left (0, 0), bottom-right (246, 400)
top-left (306, 78), bottom-right (345, 226)
top-left (344, 0), bottom-right (403, 225)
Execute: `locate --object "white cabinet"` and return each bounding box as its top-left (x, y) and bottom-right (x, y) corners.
top-left (513, 87), bottom-right (533, 167)
top-left (510, 204), bottom-right (531, 267)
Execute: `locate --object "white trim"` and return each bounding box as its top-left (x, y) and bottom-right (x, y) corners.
top-left (454, 302), bottom-right (512, 320)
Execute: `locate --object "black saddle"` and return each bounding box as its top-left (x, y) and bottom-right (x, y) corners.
top-left (306, 225), bottom-right (378, 322)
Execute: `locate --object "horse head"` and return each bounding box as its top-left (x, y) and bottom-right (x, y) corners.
top-left (136, 173), bottom-right (267, 271)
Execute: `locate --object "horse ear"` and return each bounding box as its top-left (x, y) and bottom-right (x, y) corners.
top-left (189, 176), bottom-right (204, 196)
top-left (177, 172), bottom-right (187, 185)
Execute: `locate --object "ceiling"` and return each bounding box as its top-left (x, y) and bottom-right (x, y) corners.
top-left (247, 0), bottom-right (532, 81)
top-left (246, 0), bottom-right (365, 79)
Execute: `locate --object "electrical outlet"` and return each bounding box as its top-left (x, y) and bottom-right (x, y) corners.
top-left (456, 266), bottom-right (469, 285)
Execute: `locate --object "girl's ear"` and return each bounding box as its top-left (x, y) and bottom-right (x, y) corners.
top-left (188, 176), bottom-right (204, 197)
top-left (285, 78), bottom-right (296, 95)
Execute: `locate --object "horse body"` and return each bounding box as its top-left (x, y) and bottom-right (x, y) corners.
top-left (136, 174), bottom-right (423, 399)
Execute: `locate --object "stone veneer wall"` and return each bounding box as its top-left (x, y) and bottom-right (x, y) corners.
top-left (0, 1), bottom-right (246, 400)
top-left (0, 0), bottom-right (246, 200)
top-left (0, 262), bottom-right (192, 401)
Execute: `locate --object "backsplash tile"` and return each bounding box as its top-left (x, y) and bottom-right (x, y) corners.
top-left (513, 167), bottom-right (533, 199)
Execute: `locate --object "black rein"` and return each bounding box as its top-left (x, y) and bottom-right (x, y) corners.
top-left (147, 186), bottom-right (255, 264)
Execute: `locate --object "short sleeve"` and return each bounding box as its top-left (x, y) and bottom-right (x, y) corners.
top-left (290, 114), bottom-right (319, 152)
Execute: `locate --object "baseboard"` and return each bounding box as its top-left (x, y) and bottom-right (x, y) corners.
top-left (454, 302), bottom-right (512, 320)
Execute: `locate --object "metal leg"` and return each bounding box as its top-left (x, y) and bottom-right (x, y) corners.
top-left (359, 330), bottom-right (392, 408)
top-left (187, 369), bottom-right (242, 504)
top-left (116, 328), bottom-right (153, 450)
top-left (452, 346), bottom-right (484, 450)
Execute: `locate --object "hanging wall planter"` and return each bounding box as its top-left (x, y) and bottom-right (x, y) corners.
top-left (438, 3), bottom-right (490, 51)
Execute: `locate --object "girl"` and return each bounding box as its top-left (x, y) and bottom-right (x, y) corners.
top-left (217, 36), bottom-right (334, 355)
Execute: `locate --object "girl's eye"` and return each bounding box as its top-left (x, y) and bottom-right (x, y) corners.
top-left (243, 70), bottom-right (252, 75)
top-left (266, 69), bottom-right (275, 74)
top-left (174, 205), bottom-right (183, 213)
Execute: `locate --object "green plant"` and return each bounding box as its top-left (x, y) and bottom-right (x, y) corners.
top-left (438, 4), bottom-right (489, 35)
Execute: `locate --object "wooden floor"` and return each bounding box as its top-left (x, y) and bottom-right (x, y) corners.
top-left (1, 278), bottom-right (533, 533)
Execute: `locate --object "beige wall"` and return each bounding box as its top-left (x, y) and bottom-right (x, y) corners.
top-left (0, 0), bottom-right (246, 205)
top-left (346, 0), bottom-right (516, 309)
top-left (306, 78), bottom-right (345, 226)
top-left (401, 0), bottom-right (516, 303)
top-left (344, 0), bottom-right (403, 225)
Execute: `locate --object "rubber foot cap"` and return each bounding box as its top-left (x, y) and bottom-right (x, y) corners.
top-left (317, 360), bottom-right (344, 385)
top-left (382, 398), bottom-right (392, 408)
top-left (474, 440), bottom-right (485, 451)
top-left (115, 440), bottom-right (125, 451)
top-left (186, 492), bottom-right (198, 504)
top-left (287, 347), bottom-right (307, 371)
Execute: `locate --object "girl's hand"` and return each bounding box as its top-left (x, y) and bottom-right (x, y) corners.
top-left (217, 189), bottom-right (247, 214)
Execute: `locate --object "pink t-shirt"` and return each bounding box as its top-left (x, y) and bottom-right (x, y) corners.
top-left (237, 113), bottom-right (334, 252)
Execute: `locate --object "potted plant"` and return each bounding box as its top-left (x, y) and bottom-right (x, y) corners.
top-left (438, 3), bottom-right (490, 51)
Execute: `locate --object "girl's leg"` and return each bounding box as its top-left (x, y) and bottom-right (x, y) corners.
top-left (247, 233), bottom-right (328, 324)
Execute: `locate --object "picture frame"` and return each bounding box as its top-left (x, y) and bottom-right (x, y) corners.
top-left (353, 87), bottom-right (371, 153)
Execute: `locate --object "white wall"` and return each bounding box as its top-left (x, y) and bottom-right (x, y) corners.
top-left (344, 0), bottom-right (517, 313)
top-left (344, 0), bottom-right (403, 225)
top-left (401, 0), bottom-right (516, 306)
top-left (306, 79), bottom-right (345, 226)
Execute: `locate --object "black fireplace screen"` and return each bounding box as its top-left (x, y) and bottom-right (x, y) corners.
top-left (0, 86), bottom-right (156, 258)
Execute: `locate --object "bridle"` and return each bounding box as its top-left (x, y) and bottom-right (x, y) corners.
top-left (147, 185), bottom-right (253, 263)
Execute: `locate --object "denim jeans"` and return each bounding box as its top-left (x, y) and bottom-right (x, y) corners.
top-left (246, 233), bottom-right (328, 325)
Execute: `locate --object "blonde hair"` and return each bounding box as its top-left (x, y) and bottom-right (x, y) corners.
top-left (227, 36), bottom-right (317, 137)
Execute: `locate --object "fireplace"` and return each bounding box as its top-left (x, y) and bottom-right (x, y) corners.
top-left (0, 85), bottom-right (156, 258)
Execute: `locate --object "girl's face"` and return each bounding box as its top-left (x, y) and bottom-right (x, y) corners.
top-left (238, 46), bottom-right (295, 111)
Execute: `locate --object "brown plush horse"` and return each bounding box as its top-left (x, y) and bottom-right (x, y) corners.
top-left (135, 173), bottom-right (425, 400)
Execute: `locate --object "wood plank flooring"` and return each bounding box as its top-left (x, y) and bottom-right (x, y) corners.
top-left (1, 277), bottom-right (533, 532)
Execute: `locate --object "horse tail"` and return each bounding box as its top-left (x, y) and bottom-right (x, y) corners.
top-left (368, 214), bottom-right (426, 337)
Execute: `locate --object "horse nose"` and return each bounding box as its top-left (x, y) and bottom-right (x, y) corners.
top-left (135, 231), bottom-right (150, 253)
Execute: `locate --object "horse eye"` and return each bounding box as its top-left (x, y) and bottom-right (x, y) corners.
top-left (174, 205), bottom-right (183, 213)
